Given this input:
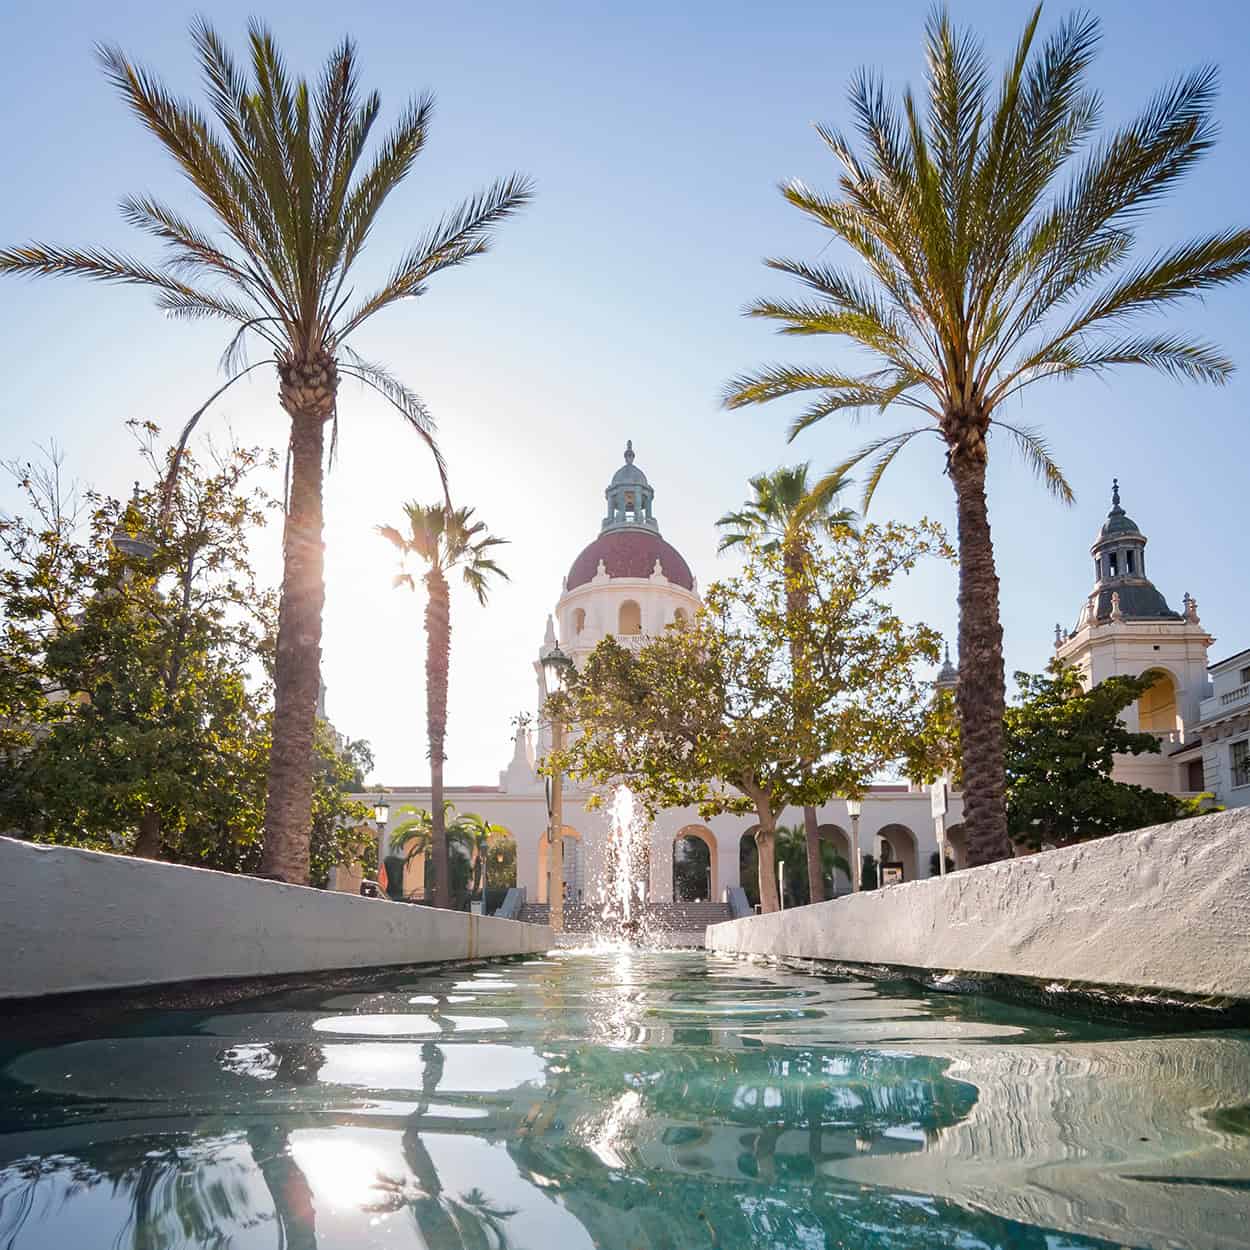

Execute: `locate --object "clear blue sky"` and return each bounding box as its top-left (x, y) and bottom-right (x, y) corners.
top-left (1, 0), bottom-right (1247, 786)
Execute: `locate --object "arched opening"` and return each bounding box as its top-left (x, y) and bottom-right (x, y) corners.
top-left (816, 824), bottom-right (852, 896)
top-left (1138, 669), bottom-right (1178, 736)
top-left (673, 607), bottom-right (688, 628)
top-left (673, 825), bottom-right (718, 901)
top-left (944, 823), bottom-right (966, 871)
top-left (618, 600), bottom-right (642, 635)
top-left (877, 823), bottom-right (918, 883)
top-left (739, 828), bottom-right (760, 909)
top-left (573, 608), bottom-right (586, 635)
top-left (537, 825), bottom-right (583, 904)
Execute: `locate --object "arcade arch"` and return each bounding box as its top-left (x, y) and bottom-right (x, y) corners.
top-left (877, 823), bottom-right (919, 883)
top-left (672, 825), bottom-right (718, 901)
top-left (537, 825), bottom-right (584, 904)
top-left (816, 824), bottom-right (852, 895)
top-left (618, 600), bottom-right (642, 635)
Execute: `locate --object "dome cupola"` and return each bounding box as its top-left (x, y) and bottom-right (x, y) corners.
top-left (565, 440), bottom-right (695, 591)
top-left (1074, 480), bottom-right (1180, 628)
top-left (602, 440), bottom-right (657, 533)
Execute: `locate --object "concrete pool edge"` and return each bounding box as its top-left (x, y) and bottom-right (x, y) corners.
top-left (0, 836), bottom-right (554, 1001)
top-left (705, 808), bottom-right (1250, 1011)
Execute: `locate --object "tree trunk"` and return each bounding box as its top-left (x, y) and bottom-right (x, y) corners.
top-left (261, 356), bottom-right (336, 884)
top-left (133, 809), bottom-right (162, 860)
top-left (426, 568), bottom-right (451, 909)
top-left (948, 448), bottom-right (1011, 865)
top-left (802, 804), bottom-right (824, 904)
top-left (785, 542), bottom-right (824, 904)
top-left (754, 805), bottom-right (781, 914)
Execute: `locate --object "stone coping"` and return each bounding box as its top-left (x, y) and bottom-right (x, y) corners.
top-left (0, 836), bottom-right (552, 1002)
top-left (706, 808), bottom-right (1250, 1005)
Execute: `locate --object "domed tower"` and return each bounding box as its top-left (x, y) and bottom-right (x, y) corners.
top-left (1054, 480), bottom-right (1212, 795)
top-left (550, 440), bottom-right (701, 668)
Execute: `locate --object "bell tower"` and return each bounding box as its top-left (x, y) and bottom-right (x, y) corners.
top-left (1054, 480), bottom-right (1212, 795)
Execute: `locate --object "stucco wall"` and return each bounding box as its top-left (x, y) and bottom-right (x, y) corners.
top-left (0, 837), bottom-right (553, 1001)
top-left (706, 808), bottom-right (1250, 1001)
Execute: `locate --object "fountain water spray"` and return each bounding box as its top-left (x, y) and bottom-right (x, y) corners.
top-left (589, 785), bottom-right (664, 947)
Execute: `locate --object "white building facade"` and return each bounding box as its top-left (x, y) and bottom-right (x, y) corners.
top-left (348, 443), bottom-right (961, 903)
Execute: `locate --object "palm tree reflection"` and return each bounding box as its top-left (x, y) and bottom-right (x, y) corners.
top-left (367, 1040), bottom-right (518, 1249)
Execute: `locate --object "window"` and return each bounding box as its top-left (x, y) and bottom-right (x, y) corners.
top-left (1240, 665), bottom-right (1250, 685)
top-left (673, 608), bottom-right (688, 627)
top-left (618, 600), bottom-right (642, 635)
top-left (1126, 551), bottom-right (1135, 574)
top-left (1233, 740), bottom-right (1250, 789)
top-left (1108, 552), bottom-right (1119, 577)
top-left (573, 608), bottom-right (586, 635)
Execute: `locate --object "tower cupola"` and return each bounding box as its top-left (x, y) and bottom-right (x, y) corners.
top-left (1072, 479), bottom-right (1180, 630)
top-left (602, 440), bottom-right (657, 533)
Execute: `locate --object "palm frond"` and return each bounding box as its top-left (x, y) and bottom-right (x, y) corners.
top-left (337, 172), bottom-right (534, 336)
top-left (991, 422), bottom-right (1074, 502)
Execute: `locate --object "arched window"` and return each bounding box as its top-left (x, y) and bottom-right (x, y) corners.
top-left (618, 600), bottom-right (642, 635)
top-left (573, 608), bottom-right (586, 635)
top-left (1138, 669), bottom-right (1178, 735)
top-left (673, 607), bottom-right (688, 627)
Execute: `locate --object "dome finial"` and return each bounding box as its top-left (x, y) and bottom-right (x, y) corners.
top-left (1111, 477), bottom-right (1120, 510)
top-left (624, 439), bottom-right (635, 464)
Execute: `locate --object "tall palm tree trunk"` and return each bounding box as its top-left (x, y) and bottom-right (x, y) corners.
top-left (948, 446), bottom-right (1010, 866)
top-left (425, 568), bottom-right (451, 908)
top-left (784, 542), bottom-right (825, 904)
top-left (261, 355), bottom-right (335, 884)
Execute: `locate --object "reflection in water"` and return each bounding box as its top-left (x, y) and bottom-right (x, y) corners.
top-left (0, 951), bottom-right (1247, 1248)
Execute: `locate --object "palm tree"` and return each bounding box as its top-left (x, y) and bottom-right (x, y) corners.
top-left (381, 504), bottom-right (508, 908)
top-left (716, 463), bottom-right (856, 903)
top-left (0, 22), bottom-right (532, 883)
top-left (725, 6), bottom-right (1250, 866)
top-left (456, 811), bottom-right (509, 897)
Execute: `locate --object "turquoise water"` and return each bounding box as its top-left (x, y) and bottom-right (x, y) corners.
top-left (2, 949), bottom-right (1249, 1249)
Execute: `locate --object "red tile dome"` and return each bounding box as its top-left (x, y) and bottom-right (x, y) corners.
top-left (566, 529), bottom-right (695, 591)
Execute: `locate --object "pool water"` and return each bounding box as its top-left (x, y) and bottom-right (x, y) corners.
top-left (1, 949), bottom-right (1248, 1249)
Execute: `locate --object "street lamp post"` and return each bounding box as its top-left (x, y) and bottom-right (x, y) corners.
top-left (846, 797), bottom-right (863, 892)
top-left (541, 643), bottom-right (575, 935)
top-left (373, 794), bottom-right (391, 896)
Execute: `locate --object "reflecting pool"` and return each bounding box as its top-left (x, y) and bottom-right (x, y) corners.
top-left (2, 949), bottom-right (1249, 1248)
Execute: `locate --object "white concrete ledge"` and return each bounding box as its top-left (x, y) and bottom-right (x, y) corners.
top-left (0, 837), bottom-right (553, 1001)
top-left (706, 809), bottom-right (1250, 1002)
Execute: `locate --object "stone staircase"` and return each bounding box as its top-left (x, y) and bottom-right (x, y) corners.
top-left (519, 900), bottom-right (730, 937)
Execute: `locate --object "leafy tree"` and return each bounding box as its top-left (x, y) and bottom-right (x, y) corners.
top-left (380, 503), bottom-right (508, 908)
top-left (716, 462), bottom-right (856, 905)
top-left (550, 523), bottom-right (948, 912)
top-left (0, 21), bottom-right (532, 884)
top-left (0, 433), bottom-right (375, 887)
top-left (725, 6), bottom-right (1250, 868)
top-left (0, 435), bottom-right (274, 859)
top-left (1005, 663), bottom-right (1205, 850)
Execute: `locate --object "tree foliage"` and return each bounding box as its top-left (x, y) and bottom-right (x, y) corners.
top-left (1005, 663), bottom-right (1204, 850)
top-left (724, 5), bottom-right (1250, 868)
top-left (0, 431), bottom-right (373, 883)
top-left (549, 522), bottom-right (950, 912)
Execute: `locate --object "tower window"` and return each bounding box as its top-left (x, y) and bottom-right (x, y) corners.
top-left (618, 600), bottom-right (642, 635)
top-left (574, 608), bottom-right (586, 635)
top-left (1108, 552), bottom-right (1119, 577)
top-left (674, 607), bottom-right (688, 627)
top-left (1125, 551), bottom-right (1135, 574)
